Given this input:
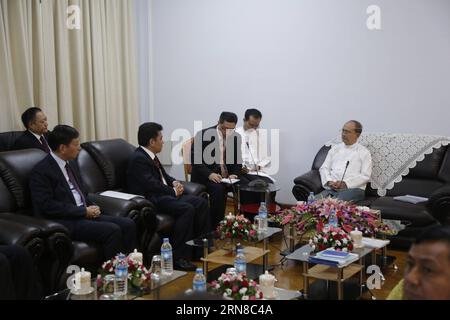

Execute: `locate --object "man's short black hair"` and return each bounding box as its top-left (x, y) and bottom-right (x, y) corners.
top-left (244, 108), bottom-right (262, 121)
top-left (414, 225), bottom-right (450, 257)
top-left (21, 107), bottom-right (42, 129)
top-left (348, 120), bottom-right (363, 134)
top-left (138, 122), bottom-right (163, 146)
top-left (47, 125), bottom-right (79, 151)
top-left (219, 112), bottom-right (238, 124)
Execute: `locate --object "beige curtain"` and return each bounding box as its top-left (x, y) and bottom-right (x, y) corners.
top-left (0, 0), bottom-right (138, 143)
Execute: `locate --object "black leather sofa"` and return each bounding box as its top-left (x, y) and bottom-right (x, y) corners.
top-left (0, 149), bottom-right (74, 294)
top-left (0, 147), bottom-right (155, 294)
top-left (292, 145), bottom-right (450, 248)
top-left (79, 139), bottom-right (207, 261)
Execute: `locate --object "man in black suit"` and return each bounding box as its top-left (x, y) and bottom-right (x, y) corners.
top-left (29, 125), bottom-right (136, 261)
top-left (191, 112), bottom-right (247, 228)
top-left (0, 245), bottom-right (39, 300)
top-left (13, 107), bottom-right (51, 153)
top-left (127, 122), bottom-right (209, 271)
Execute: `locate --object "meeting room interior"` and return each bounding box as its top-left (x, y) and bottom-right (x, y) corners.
top-left (0, 0), bottom-right (449, 303)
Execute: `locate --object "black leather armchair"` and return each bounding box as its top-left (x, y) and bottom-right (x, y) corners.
top-left (80, 139), bottom-right (208, 259)
top-left (77, 139), bottom-right (158, 261)
top-left (0, 149), bottom-right (73, 294)
top-left (292, 145), bottom-right (450, 248)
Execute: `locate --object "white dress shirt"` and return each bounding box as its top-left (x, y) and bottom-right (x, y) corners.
top-left (29, 130), bottom-right (44, 145)
top-left (140, 146), bottom-right (177, 194)
top-left (319, 142), bottom-right (372, 190)
top-left (235, 127), bottom-right (270, 171)
top-left (50, 152), bottom-right (85, 206)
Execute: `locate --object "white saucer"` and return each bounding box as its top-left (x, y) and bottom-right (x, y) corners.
top-left (70, 286), bottom-right (95, 295)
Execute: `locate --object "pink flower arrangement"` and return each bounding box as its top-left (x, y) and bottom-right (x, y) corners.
top-left (272, 198), bottom-right (395, 252)
top-left (215, 213), bottom-right (258, 242)
top-left (273, 198), bottom-right (393, 238)
top-left (208, 271), bottom-right (262, 300)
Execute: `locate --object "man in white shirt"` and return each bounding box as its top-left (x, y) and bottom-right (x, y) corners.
top-left (236, 109), bottom-right (276, 204)
top-left (318, 120), bottom-right (372, 202)
top-left (236, 109), bottom-right (271, 174)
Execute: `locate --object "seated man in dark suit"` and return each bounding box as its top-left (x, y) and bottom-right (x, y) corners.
top-left (191, 112), bottom-right (247, 229)
top-left (127, 122), bottom-right (209, 271)
top-left (13, 107), bottom-right (50, 153)
top-left (0, 245), bottom-right (39, 300)
top-left (29, 125), bottom-right (136, 261)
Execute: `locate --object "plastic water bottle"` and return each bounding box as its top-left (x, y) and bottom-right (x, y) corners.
top-left (234, 248), bottom-right (247, 274)
top-left (257, 202), bottom-right (268, 233)
top-left (192, 268), bottom-right (207, 292)
top-left (114, 254), bottom-right (128, 298)
top-left (307, 192), bottom-right (316, 205)
top-left (328, 210), bottom-right (338, 227)
top-left (161, 238), bottom-right (173, 276)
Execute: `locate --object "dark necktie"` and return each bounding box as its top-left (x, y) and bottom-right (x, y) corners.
top-left (153, 156), bottom-right (165, 183)
top-left (65, 163), bottom-right (86, 206)
top-left (40, 136), bottom-right (50, 153)
top-left (221, 137), bottom-right (229, 178)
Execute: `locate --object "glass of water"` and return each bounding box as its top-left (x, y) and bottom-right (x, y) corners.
top-left (150, 255), bottom-right (162, 280)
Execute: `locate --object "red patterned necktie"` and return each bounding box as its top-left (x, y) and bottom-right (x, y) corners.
top-left (65, 163), bottom-right (86, 206)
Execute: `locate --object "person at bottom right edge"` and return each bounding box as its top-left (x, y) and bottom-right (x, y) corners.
top-left (387, 225), bottom-right (450, 300)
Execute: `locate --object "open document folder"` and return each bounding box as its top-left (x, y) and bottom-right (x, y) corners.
top-left (221, 178), bottom-right (240, 184)
top-left (393, 195), bottom-right (428, 204)
top-left (100, 190), bottom-right (144, 200)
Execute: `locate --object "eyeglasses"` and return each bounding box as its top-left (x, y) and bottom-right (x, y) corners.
top-left (341, 129), bottom-right (356, 134)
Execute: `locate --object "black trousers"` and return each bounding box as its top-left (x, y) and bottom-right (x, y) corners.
top-left (54, 215), bottom-right (137, 260)
top-left (0, 245), bottom-right (39, 300)
top-left (153, 194), bottom-right (210, 260)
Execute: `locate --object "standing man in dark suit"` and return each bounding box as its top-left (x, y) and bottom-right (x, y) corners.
top-left (127, 122), bottom-right (209, 271)
top-left (29, 125), bottom-right (136, 261)
top-left (191, 112), bottom-right (247, 228)
top-left (13, 107), bottom-right (51, 153)
top-left (0, 245), bottom-right (39, 300)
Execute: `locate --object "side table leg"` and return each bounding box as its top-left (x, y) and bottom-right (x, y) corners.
top-left (289, 223), bottom-right (295, 253)
top-left (337, 269), bottom-right (344, 300)
top-left (203, 239), bottom-right (208, 277)
top-left (303, 261), bottom-right (309, 299)
top-left (263, 238), bottom-right (269, 271)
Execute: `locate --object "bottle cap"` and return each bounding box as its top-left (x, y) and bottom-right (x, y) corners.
top-left (196, 268), bottom-right (203, 273)
top-left (163, 238), bottom-right (169, 242)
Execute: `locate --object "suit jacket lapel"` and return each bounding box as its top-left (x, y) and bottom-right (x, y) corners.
top-left (47, 155), bottom-right (78, 205)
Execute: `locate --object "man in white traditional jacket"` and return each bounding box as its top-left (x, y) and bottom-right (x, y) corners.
top-left (236, 108), bottom-right (276, 203)
top-left (318, 120), bottom-right (372, 202)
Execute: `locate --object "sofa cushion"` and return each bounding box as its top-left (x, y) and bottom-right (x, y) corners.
top-left (75, 149), bottom-right (108, 194)
top-left (312, 146), bottom-right (331, 170)
top-left (81, 140), bottom-right (135, 190)
top-left (371, 197), bottom-right (437, 227)
top-left (385, 179), bottom-right (444, 197)
top-left (407, 146), bottom-right (447, 179)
